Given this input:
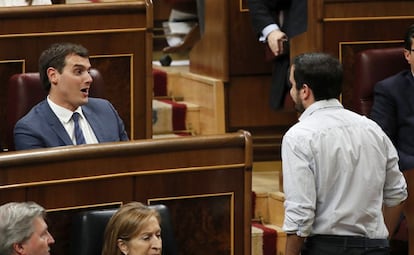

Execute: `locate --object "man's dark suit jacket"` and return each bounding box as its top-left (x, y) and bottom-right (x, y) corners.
top-left (371, 70), bottom-right (414, 171)
top-left (247, 0), bottom-right (306, 39)
top-left (14, 97), bottom-right (129, 150)
top-left (247, 0), bottom-right (307, 109)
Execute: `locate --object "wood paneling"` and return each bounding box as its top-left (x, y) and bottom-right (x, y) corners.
top-left (189, 0), bottom-right (230, 81)
top-left (189, 0), bottom-right (272, 80)
top-left (0, 131), bottom-right (252, 255)
top-left (290, 0), bottom-right (414, 111)
top-left (188, 0), bottom-right (297, 161)
top-left (0, 2), bottom-right (153, 150)
top-left (150, 194), bottom-right (232, 255)
top-left (188, 0), bottom-right (414, 160)
top-left (321, 2), bottom-right (414, 110)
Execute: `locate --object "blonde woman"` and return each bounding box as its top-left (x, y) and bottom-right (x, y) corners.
top-left (102, 202), bottom-right (162, 255)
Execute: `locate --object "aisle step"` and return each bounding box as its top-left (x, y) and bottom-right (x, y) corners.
top-left (251, 223), bottom-right (287, 255)
top-left (252, 189), bottom-right (286, 255)
top-left (152, 99), bottom-right (200, 137)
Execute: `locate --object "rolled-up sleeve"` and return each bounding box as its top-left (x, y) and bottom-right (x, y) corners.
top-left (282, 134), bottom-right (316, 237)
top-left (383, 137), bottom-right (408, 207)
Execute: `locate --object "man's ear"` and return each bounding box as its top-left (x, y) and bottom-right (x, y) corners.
top-left (12, 242), bottom-right (24, 255)
top-left (404, 49), bottom-right (412, 64)
top-left (301, 84), bottom-right (310, 96)
top-left (301, 83), bottom-right (315, 103)
top-left (47, 67), bottom-right (58, 86)
top-left (117, 239), bottom-right (129, 255)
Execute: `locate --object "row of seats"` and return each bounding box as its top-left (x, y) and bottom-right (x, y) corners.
top-left (4, 47), bottom-right (406, 151)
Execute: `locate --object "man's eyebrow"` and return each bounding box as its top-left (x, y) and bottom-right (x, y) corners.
top-left (72, 64), bottom-right (90, 70)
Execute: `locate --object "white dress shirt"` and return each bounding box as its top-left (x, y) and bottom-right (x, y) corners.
top-left (0, 0), bottom-right (51, 6)
top-left (260, 24), bottom-right (280, 42)
top-left (282, 99), bottom-right (407, 238)
top-left (47, 97), bottom-right (98, 145)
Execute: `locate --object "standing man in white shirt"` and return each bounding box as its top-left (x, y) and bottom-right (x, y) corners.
top-left (281, 52), bottom-right (407, 255)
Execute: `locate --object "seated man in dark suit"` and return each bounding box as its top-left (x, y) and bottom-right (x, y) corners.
top-left (14, 42), bottom-right (129, 150)
top-left (371, 24), bottom-right (414, 255)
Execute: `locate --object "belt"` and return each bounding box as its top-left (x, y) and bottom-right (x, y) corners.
top-left (306, 235), bottom-right (389, 248)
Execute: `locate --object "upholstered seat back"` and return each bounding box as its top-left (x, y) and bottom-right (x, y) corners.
top-left (70, 208), bottom-right (116, 255)
top-left (352, 47), bottom-right (409, 116)
top-left (5, 68), bottom-right (104, 151)
top-left (69, 204), bottom-right (178, 255)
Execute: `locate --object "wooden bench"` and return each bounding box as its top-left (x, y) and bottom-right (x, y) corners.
top-left (0, 131), bottom-right (252, 255)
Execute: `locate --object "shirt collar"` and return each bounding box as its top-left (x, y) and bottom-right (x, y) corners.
top-left (47, 96), bottom-right (84, 124)
top-left (299, 99), bottom-right (343, 122)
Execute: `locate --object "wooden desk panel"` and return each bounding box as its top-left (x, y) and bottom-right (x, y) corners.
top-left (0, 131), bottom-right (252, 255)
top-left (188, 0), bottom-right (297, 161)
top-left (0, 2), bottom-right (153, 150)
top-left (189, 0), bottom-right (271, 80)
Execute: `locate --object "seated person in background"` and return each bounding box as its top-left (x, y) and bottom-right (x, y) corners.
top-left (371, 23), bottom-right (414, 255)
top-left (0, 201), bottom-right (55, 255)
top-left (14, 42), bottom-right (129, 150)
top-left (0, 0), bottom-right (52, 6)
top-left (102, 202), bottom-right (162, 255)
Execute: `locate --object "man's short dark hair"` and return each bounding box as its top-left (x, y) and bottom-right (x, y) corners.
top-left (293, 52), bottom-right (343, 101)
top-left (404, 24), bottom-right (414, 51)
top-left (38, 42), bottom-right (89, 92)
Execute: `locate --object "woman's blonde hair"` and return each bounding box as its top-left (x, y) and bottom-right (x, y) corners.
top-left (101, 202), bottom-right (161, 255)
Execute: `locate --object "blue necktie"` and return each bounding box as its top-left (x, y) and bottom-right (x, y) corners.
top-left (72, 112), bottom-right (86, 145)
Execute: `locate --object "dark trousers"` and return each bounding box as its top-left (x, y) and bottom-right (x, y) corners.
top-left (302, 235), bottom-right (390, 255)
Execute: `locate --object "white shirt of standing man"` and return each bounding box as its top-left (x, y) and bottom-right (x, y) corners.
top-left (0, 0), bottom-right (51, 6)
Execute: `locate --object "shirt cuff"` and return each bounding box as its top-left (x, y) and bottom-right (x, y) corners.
top-left (260, 24), bottom-right (280, 42)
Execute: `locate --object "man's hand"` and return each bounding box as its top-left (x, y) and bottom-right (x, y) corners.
top-left (285, 234), bottom-right (305, 255)
top-left (267, 29), bottom-right (288, 57)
